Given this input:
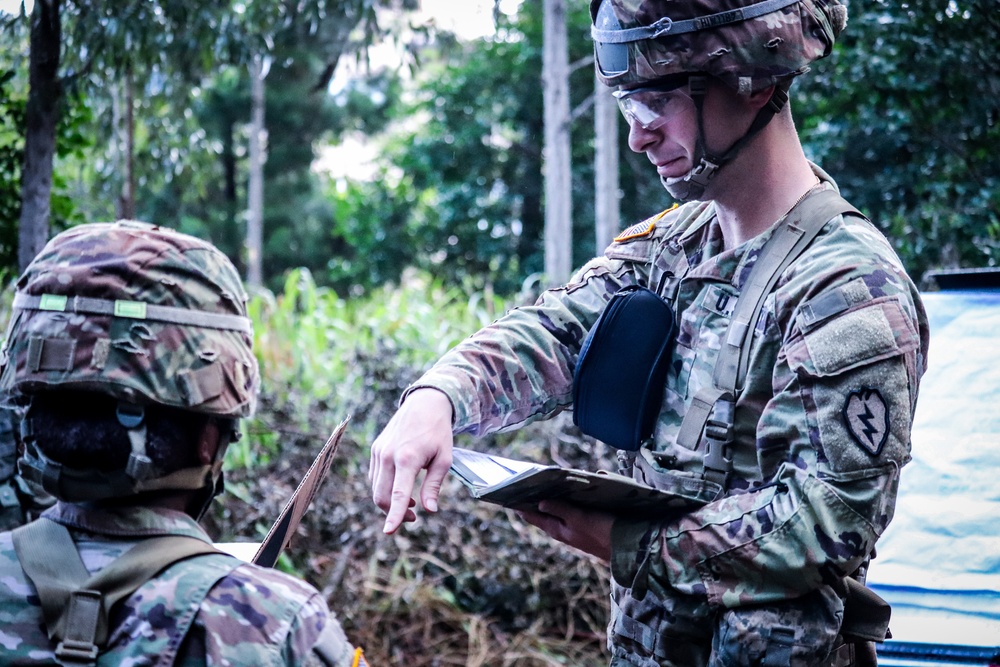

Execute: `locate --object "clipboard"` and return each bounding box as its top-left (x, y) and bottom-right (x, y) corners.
top-left (216, 416), bottom-right (349, 567)
top-left (449, 447), bottom-right (703, 515)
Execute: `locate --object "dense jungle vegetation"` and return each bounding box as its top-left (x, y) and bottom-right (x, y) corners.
top-left (1, 1), bottom-right (998, 664)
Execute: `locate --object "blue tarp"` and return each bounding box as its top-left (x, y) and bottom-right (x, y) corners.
top-left (866, 291), bottom-right (1000, 647)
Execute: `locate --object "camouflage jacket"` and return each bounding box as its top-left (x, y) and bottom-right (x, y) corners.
top-left (409, 169), bottom-right (929, 616)
top-left (0, 409), bottom-right (53, 531)
top-left (0, 409), bottom-right (20, 528)
top-left (0, 502), bottom-right (356, 666)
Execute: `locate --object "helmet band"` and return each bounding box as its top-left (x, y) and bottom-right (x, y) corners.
top-left (592, 0), bottom-right (801, 44)
top-left (13, 293), bottom-right (252, 335)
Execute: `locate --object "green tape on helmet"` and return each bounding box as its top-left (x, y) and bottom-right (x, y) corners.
top-left (0, 221), bottom-right (259, 418)
top-left (114, 300), bottom-right (148, 319)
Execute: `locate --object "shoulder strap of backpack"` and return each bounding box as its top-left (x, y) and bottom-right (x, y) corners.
top-left (673, 189), bottom-right (864, 485)
top-left (12, 517), bottom-right (227, 666)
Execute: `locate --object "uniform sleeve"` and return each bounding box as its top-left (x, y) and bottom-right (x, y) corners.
top-left (406, 255), bottom-right (643, 435)
top-left (612, 224), bottom-right (930, 609)
top-left (196, 565), bottom-right (358, 666)
top-left (283, 593), bottom-right (357, 667)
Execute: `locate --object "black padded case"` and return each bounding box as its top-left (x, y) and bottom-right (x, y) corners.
top-left (572, 285), bottom-right (677, 451)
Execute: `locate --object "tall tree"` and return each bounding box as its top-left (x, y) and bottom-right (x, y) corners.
top-left (14, 0), bottom-right (248, 269)
top-left (334, 0), bottom-right (607, 294)
top-left (542, 0), bottom-right (571, 286)
top-left (112, 69), bottom-right (135, 220)
top-left (593, 73), bottom-right (619, 253)
top-left (795, 0), bottom-right (1000, 281)
top-left (17, 0), bottom-right (60, 271)
top-left (11, 0), bottom-right (420, 286)
top-left (246, 54), bottom-right (268, 290)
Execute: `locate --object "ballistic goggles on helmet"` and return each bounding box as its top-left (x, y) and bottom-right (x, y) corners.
top-left (613, 77), bottom-right (691, 131)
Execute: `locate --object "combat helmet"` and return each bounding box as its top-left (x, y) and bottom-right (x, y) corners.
top-left (591, 0), bottom-right (848, 200)
top-left (0, 220), bottom-right (259, 503)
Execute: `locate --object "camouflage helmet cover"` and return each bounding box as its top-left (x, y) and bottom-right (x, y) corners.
top-left (591, 0), bottom-right (848, 91)
top-left (0, 221), bottom-right (259, 418)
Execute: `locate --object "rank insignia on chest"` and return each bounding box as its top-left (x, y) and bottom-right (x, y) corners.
top-left (842, 387), bottom-right (889, 456)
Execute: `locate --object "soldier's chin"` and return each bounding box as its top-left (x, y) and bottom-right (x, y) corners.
top-left (660, 173), bottom-right (705, 203)
top-left (661, 174), bottom-right (684, 189)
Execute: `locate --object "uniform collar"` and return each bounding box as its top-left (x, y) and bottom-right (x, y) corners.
top-left (42, 501), bottom-right (212, 543)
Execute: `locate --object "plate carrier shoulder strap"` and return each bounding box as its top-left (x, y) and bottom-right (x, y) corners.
top-left (671, 188), bottom-right (864, 487)
top-left (11, 517), bottom-right (234, 666)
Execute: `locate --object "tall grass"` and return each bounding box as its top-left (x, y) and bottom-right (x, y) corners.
top-left (232, 269), bottom-right (612, 666)
top-left (233, 268), bottom-right (509, 467)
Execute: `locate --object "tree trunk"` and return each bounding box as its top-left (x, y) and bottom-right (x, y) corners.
top-left (542, 0), bottom-right (572, 287)
top-left (221, 119), bottom-right (243, 273)
top-left (246, 55), bottom-right (267, 290)
top-left (118, 68), bottom-right (135, 220)
top-left (113, 68), bottom-right (136, 221)
top-left (18, 0), bottom-right (61, 271)
top-left (593, 74), bottom-right (620, 253)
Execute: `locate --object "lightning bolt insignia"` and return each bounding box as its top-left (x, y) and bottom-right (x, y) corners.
top-left (843, 388), bottom-right (889, 456)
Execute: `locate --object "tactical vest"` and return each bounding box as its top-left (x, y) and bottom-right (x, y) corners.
top-left (10, 517), bottom-right (240, 666)
top-left (604, 189), bottom-right (889, 667)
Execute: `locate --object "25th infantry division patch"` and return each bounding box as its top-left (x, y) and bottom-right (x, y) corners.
top-left (842, 387), bottom-right (889, 456)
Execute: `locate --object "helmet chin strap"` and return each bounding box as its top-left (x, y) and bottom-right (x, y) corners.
top-left (663, 76), bottom-right (790, 202)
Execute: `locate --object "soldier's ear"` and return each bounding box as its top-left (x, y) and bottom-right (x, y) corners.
top-left (746, 84), bottom-right (777, 111)
top-left (195, 419), bottom-right (223, 465)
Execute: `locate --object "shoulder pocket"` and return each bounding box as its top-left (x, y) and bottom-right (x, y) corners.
top-left (787, 297), bottom-right (919, 377)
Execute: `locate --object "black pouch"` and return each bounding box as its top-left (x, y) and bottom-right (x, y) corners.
top-left (572, 285), bottom-right (677, 451)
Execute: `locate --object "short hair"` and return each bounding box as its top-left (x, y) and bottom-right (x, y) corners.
top-left (27, 391), bottom-right (213, 474)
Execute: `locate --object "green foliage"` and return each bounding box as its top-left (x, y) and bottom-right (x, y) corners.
top-left (323, 1), bottom-right (665, 294)
top-left (210, 273), bottom-right (612, 665)
top-left (240, 267), bottom-right (507, 463)
top-left (48, 0), bottom-right (423, 291)
top-left (0, 69), bottom-right (24, 279)
top-left (794, 0), bottom-right (1000, 283)
top-left (324, 175), bottom-right (421, 291)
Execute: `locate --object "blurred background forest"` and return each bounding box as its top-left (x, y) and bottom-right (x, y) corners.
top-left (1, 0), bottom-right (998, 665)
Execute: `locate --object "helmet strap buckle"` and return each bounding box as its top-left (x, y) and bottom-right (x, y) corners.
top-left (688, 74), bottom-right (708, 98)
top-left (117, 402), bottom-right (155, 482)
top-left (115, 402), bottom-right (145, 429)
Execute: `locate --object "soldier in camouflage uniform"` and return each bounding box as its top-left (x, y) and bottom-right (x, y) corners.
top-left (371, 1), bottom-right (929, 665)
top-left (0, 221), bottom-right (358, 666)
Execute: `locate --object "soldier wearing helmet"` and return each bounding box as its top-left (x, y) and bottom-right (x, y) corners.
top-left (0, 221), bottom-right (359, 666)
top-left (370, 1), bottom-right (928, 665)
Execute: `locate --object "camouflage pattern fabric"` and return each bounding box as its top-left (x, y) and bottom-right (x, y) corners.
top-left (0, 220), bottom-right (259, 418)
top-left (591, 0), bottom-right (848, 91)
top-left (0, 503), bottom-right (356, 666)
top-left (0, 408), bottom-right (53, 531)
top-left (406, 165), bottom-right (929, 666)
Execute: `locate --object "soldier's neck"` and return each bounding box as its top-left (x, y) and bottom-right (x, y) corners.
top-left (709, 129), bottom-right (816, 250)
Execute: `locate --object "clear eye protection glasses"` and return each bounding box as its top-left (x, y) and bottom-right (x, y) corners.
top-left (612, 81), bottom-right (692, 131)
